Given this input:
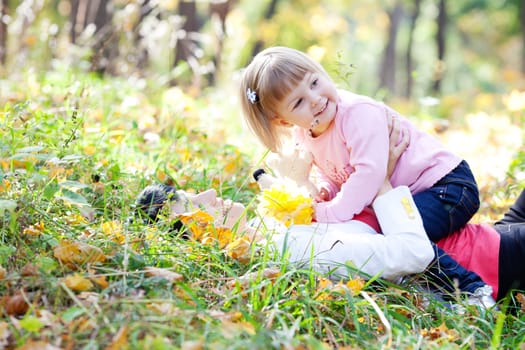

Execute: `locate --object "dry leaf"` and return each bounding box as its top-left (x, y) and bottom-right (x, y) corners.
top-left (63, 274), bottom-right (94, 292)
top-left (0, 265), bottom-right (6, 280)
top-left (228, 267), bottom-right (281, 289)
top-left (22, 221), bottom-right (45, 236)
top-left (105, 325), bottom-right (129, 350)
top-left (181, 340), bottom-right (204, 350)
top-left (144, 266), bottom-right (184, 282)
top-left (53, 241), bottom-right (106, 268)
top-left (2, 294), bottom-right (30, 316)
top-left (101, 220), bottom-right (125, 244)
top-left (21, 263), bottom-right (39, 277)
top-left (226, 237), bottom-right (251, 263)
top-left (17, 340), bottom-right (61, 350)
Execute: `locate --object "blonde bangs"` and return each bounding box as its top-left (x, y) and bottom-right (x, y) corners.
top-left (258, 64), bottom-right (306, 114)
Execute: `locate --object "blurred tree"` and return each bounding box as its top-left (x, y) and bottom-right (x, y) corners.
top-left (174, 0), bottom-right (199, 72)
top-left (507, 0), bottom-right (525, 73)
top-left (0, 0), bottom-right (7, 66)
top-left (405, 0), bottom-right (422, 98)
top-left (379, 0), bottom-right (403, 95)
top-left (432, 0), bottom-right (447, 94)
top-left (70, 0), bottom-right (118, 74)
top-left (250, 0), bottom-right (279, 58)
top-left (173, 0), bottom-right (235, 86)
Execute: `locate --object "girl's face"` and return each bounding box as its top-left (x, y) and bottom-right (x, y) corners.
top-left (274, 72), bottom-right (339, 137)
top-left (169, 189), bottom-right (247, 230)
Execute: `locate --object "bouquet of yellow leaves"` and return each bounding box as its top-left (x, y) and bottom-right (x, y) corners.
top-left (257, 183), bottom-right (314, 227)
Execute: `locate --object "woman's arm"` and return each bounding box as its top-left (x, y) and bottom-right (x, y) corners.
top-left (272, 186), bottom-right (434, 281)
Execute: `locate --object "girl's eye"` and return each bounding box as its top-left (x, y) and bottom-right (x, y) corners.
top-left (293, 98), bottom-right (302, 109)
top-left (311, 78), bottom-right (318, 87)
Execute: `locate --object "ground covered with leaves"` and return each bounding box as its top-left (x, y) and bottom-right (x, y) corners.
top-left (1, 71), bottom-right (525, 349)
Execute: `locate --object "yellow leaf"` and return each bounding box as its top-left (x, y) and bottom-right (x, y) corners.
top-left (53, 241), bottom-right (106, 268)
top-left (346, 277), bottom-right (365, 296)
top-left (226, 237), bottom-right (252, 263)
top-left (0, 265), bottom-right (5, 280)
top-left (0, 179), bottom-right (10, 192)
top-left (101, 220), bottom-right (125, 244)
top-left (89, 275), bottom-right (109, 289)
top-left (22, 221), bottom-right (45, 236)
top-left (105, 325), bottom-right (129, 350)
top-left (65, 213), bottom-right (88, 225)
top-left (63, 273), bottom-right (94, 292)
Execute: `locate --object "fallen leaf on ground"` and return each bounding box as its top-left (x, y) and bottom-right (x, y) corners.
top-left (63, 274), bottom-right (94, 292)
top-left (16, 340), bottom-right (61, 350)
top-left (2, 294), bottom-right (30, 316)
top-left (105, 325), bottom-right (129, 350)
top-left (228, 267), bottom-right (280, 289)
top-left (53, 241), bottom-right (106, 268)
top-left (144, 266), bottom-right (184, 282)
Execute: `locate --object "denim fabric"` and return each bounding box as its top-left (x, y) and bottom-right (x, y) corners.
top-left (413, 160), bottom-right (480, 242)
top-left (424, 244), bottom-right (485, 294)
top-left (414, 160), bottom-right (483, 294)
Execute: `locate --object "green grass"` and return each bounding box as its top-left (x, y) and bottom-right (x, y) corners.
top-left (1, 71), bottom-right (525, 349)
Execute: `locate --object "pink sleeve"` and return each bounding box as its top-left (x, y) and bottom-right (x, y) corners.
top-left (315, 103), bottom-right (390, 222)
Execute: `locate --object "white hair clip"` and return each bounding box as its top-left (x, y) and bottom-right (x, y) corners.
top-left (246, 88), bottom-right (258, 104)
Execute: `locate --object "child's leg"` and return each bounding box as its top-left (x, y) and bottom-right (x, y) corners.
top-left (426, 245), bottom-right (485, 294)
top-left (494, 188), bottom-right (525, 225)
top-left (413, 160), bottom-right (480, 242)
top-left (414, 161), bottom-right (487, 299)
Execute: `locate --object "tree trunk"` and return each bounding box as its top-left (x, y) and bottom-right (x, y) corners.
top-left (432, 0), bottom-right (447, 93)
top-left (174, 0), bottom-right (199, 68)
top-left (521, 0), bottom-right (525, 73)
top-left (0, 0), bottom-right (7, 66)
top-left (208, 0), bottom-right (234, 85)
top-left (251, 0), bottom-right (280, 58)
top-left (405, 0), bottom-right (422, 98)
top-left (379, 1), bottom-right (403, 95)
top-left (70, 0), bottom-right (116, 74)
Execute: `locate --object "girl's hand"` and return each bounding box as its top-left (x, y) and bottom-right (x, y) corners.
top-left (315, 187), bottom-right (330, 202)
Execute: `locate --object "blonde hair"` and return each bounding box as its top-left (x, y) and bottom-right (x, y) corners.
top-left (239, 46), bottom-right (328, 152)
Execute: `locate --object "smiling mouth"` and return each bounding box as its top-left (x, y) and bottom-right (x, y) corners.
top-left (315, 100), bottom-right (328, 117)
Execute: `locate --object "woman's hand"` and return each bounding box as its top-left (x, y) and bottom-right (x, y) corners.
top-left (378, 116), bottom-right (410, 197)
top-left (387, 115), bottom-right (410, 178)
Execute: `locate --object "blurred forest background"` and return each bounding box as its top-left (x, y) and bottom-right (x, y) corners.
top-left (1, 0), bottom-right (524, 198)
top-left (1, 0), bottom-right (524, 95)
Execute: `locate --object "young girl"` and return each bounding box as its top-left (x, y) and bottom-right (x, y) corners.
top-left (239, 46), bottom-right (485, 298)
top-left (239, 46), bottom-right (479, 242)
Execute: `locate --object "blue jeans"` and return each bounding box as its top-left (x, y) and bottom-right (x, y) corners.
top-left (414, 160), bottom-right (484, 294)
top-left (414, 160), bottom-right (480, 242)
top-left (426, 245), bottom-right (485, 294)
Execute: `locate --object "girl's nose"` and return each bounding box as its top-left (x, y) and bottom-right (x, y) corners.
top-left (310, 95), bottom-right (321, 107)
